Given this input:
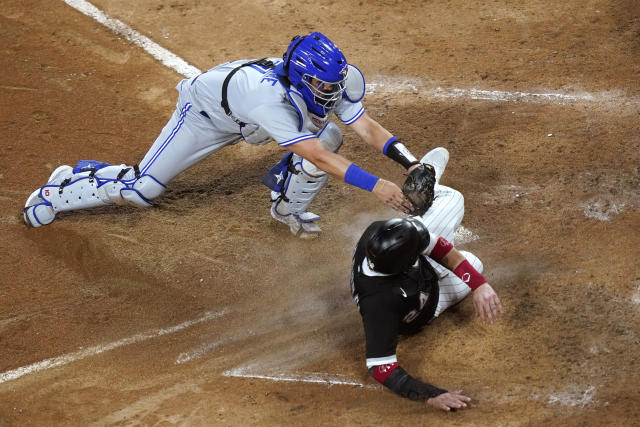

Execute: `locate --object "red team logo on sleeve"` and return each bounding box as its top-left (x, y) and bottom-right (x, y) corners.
top-left (372, 362), bottom-right (398, 384)
top-left (44, 189), bottom-right (50, 197)
top-left (429, 237), bottom-right (454, 262)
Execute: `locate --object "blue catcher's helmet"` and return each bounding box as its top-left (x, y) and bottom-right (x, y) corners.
top-left (282, 32), bottom-right (348, 117)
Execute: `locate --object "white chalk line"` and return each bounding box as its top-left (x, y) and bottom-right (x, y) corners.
top-left (176, 340), bottom-right (221, 365)
top-left (222, 367), bottom-right (375, 388)
top-left (367, 80), bottom-right (601, 104)
top-left (61, 0), bottom-right (200, 78)
top-left (59, 0), bottom-right (638, 107)
top-left (546, 385), bottom-right (598, 407)
top-left (226, 367), bottom-right (600, 406)
top-left (223, 367), bottom-right (599, 407)
top-left (0, 310), bottom-right (227, 384)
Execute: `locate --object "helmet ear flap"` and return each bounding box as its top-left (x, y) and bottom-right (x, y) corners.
top-left (406, 217), bottom-right (430, 253)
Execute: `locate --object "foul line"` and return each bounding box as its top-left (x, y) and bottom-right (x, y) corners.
top-left (366, 79), bottom-right (639, 106)
top-left (59, 0), bottom-right (638, 108)
top-left (0, 310), bottom-right (227, 384)
top-left (222, 368), bottom-right (375, 388)
top-left (61, 0), bottom-right (201, 78)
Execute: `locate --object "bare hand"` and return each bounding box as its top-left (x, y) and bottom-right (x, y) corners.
top-left (472, 283), bottom-right (503, 324)
top-left (372, 179), bottom-right (413, 213)
top-left (427, 390), bottom-right (471, 412)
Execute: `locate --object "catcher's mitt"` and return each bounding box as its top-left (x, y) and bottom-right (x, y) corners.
top-left (402, 163), bottom-right (436, 216)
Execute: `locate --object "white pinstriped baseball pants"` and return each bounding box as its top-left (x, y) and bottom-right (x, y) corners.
top-left (418, 184), bottom-right (483, 317)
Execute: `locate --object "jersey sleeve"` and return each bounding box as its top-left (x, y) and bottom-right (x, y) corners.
top-left (246, 102), bottom-right (316, 147)
top-left (334, 98), bottom-right (365, 125)
top-left (422, 232), bottom-right (440, 256)
top-left (359, 292), bottom-right (401, 368)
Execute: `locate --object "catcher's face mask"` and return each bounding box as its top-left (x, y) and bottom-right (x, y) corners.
top-left (304, 74), bottom-right (347, 113)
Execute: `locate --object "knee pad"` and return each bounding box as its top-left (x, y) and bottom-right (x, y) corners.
top-left (280, 153), bottom-right (329, 215)
top-left (298, 122), bottom-right (343, 178)
top-left (267, 123), bottom-right (340, 216)
top-left (123, 174), bottom-right (166, 206)
top-left (92, 165), bottom-right (165, 207)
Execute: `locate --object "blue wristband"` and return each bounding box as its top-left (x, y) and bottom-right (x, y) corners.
top-left (344, 164), bottom-right (380, 192)
top-left (382, 137), bottom-right (399, 155)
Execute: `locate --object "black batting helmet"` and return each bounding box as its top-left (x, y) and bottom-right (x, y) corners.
top-left (365, 217), bottom-right (430, 275)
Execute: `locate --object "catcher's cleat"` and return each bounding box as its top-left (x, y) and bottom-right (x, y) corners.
top-left (420, 147), bottom-right (449, 184)
top-left (270, 203), bottom-right (321, 239)
top-left (23, 165), bottom-right (74, 227)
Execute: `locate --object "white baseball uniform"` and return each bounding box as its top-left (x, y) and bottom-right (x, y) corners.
top-left (140, 58), bottom-right (365, 185)
top-left (23, 58), bottom-right (367, 227)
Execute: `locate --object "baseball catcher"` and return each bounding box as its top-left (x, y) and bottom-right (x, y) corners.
top-left (350, 147), bottom-right (503, 411)
top-left (23, 32), bottom-right (426, 239)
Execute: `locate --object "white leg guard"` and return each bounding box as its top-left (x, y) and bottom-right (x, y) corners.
top-left (24, 161), bottom-right (166, 227)
top-left (432, 250), bottom-right (483, 317)
top-left (270, 122), bottom-right (343, 238)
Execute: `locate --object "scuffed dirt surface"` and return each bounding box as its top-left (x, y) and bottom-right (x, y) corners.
top-left (1, 0), bottom-right (639, 425)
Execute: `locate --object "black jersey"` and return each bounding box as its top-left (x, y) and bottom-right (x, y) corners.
top-left (351, 221), bottom-right (440, 362)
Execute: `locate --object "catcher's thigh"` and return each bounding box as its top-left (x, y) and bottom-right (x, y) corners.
top-left (432, 250), bottom-right (483, 317)
top-left (138, 102), bottom-right (237, 184)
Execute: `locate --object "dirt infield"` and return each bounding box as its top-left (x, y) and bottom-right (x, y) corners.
top-left (1, 0), bottom-right (639, 425)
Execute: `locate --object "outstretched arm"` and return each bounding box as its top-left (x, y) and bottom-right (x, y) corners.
top-left (348, 112), bottom-right (393, 151)
top-left (349, 113), bottom-right (422, 172)
top-left (428, 237), bottom-right (504, 324)
top-left (287, 137), bottom-right (412, 213)
top-left (360, 293), bottom-right (470, 412)
top-left (370, 363), bottom-right (471, 411)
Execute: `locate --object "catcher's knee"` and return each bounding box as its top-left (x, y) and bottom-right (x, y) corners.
top-left (293, 154), bottom-right (328, 180)
top-left (294, 122), bottom-right (342, 179)
top-left (93, 165), bottom-right (165, 207)
top-left (272, 153), bottom-right (329, 215)
top-left (125, 175), bottom-right (166, 206)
